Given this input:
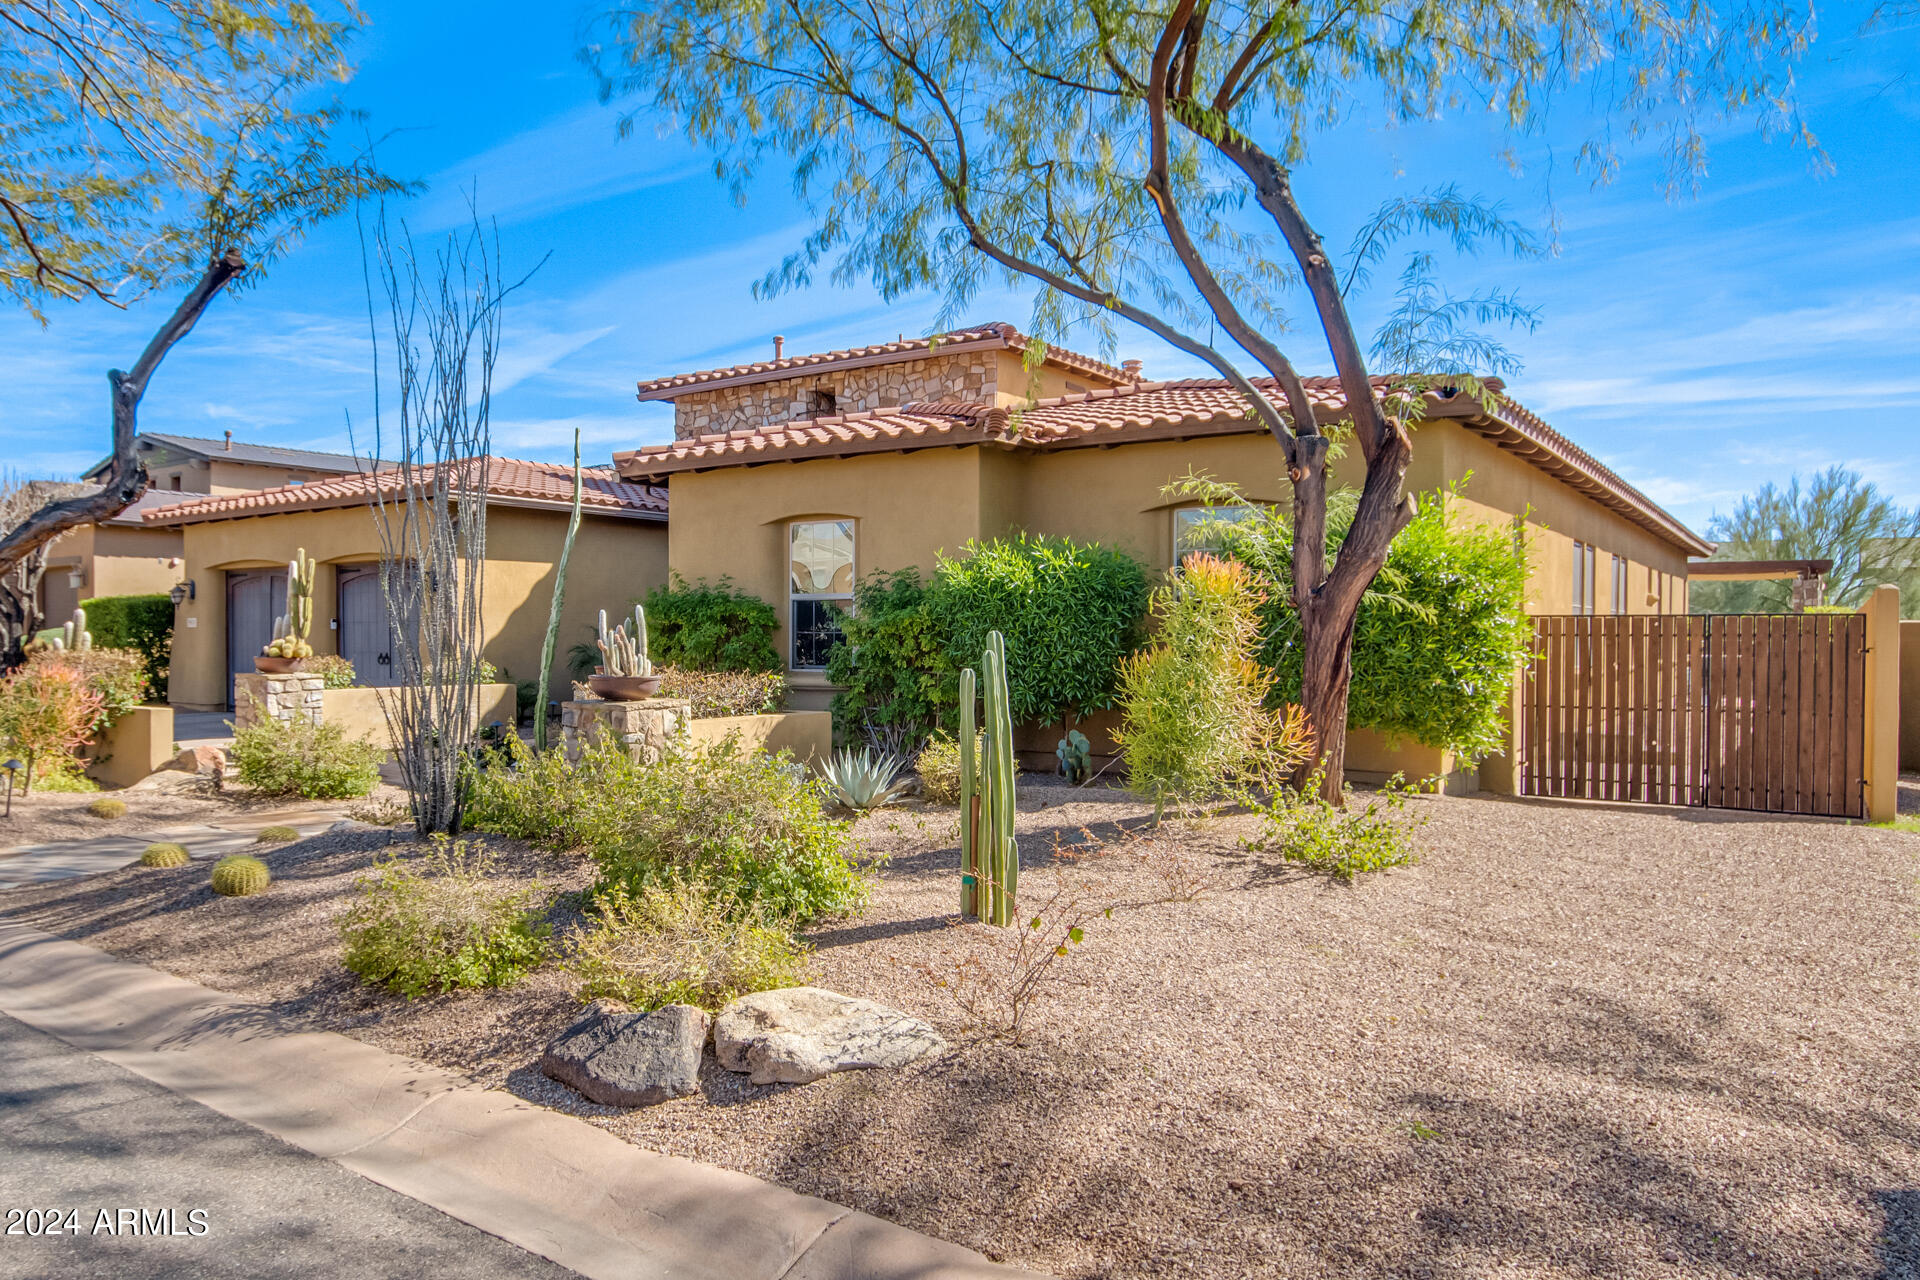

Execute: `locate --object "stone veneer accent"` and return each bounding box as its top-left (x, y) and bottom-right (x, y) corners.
top-left (673, 353), bottom-right (999, 439)
top-left (562, 697), bottom-right (692, 765)
top-left (233, 672), bottom-right (325, 729)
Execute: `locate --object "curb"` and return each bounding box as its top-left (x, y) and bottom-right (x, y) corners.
top-left (0, 922), bottom-right (1042, 1280)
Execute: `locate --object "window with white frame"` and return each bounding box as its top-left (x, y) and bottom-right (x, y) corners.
top-left (1572, 541), bottom-right (1599, 614)
top-left (1173, 504), bottom-right (1260, 564)
top-left (789, 520), bottom-right (854, 670)
top-left (1611, 555), bottom-right (1628, 614)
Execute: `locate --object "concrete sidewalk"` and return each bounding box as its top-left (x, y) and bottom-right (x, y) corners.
top-left (0, 810), bottom-right (350, 888)
top-left (0, 922), bottom-right (1042, 1280)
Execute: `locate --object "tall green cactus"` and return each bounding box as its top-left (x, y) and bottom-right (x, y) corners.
top-left (595, 605), bottom-right (652, 677)
top-left (959, 630), bottom-right (1017, 925)
top-left (536, 429), bottom-right (585, 750)
top-left (265, 548), bottom-right (316, 659)
top-left (49, 607), bottom-right (91, 652)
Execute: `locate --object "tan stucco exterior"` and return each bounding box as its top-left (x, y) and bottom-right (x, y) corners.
top-left (661, 416), bottom-right (1697, 715)
top-left (165, 503), bottom-right (667, 711)
top-left (40, 521), bottom-right (185, 623)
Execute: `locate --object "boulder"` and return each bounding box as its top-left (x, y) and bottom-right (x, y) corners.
top-left (540, 1001), bottom-right (709, 1108)
top-left (714, 987), bottom-right (946, 1086)
top-left (161, 745), bottom-right (227, 777)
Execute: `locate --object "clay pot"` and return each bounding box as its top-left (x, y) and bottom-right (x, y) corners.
top-left (254, 656), bottom-right (301, 674)
top-left (587, 674), bottom-right (663, 701)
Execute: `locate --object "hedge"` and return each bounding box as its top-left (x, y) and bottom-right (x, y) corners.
top-left (80, 593), bottom-right (173, 699)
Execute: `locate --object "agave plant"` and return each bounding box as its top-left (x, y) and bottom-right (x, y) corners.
top-left (821, 746), bottom-right (912, 811)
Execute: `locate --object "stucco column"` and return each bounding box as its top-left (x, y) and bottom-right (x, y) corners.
top-left (1861, 584), bottom-right (1901, 823)
top-left (1477, 664), bottom-right (1525, 796)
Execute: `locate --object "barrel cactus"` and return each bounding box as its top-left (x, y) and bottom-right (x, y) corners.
top-left (140, 842), bottom-right (190, 868)
top-left (86, 797), bottom-right (127, 819)
top-left (211, 855), bottom-right (272, 897)
top-left (255, 825), bottom-right (301, 844)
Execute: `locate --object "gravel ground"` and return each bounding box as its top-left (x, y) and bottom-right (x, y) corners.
top-left (3, 779), bottom-right (1917, 1280)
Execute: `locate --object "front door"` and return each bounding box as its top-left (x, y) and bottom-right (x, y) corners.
top-left (227, 569), bottom-right (287, 709)
top-left (337, 566), bottom-right (400, 687)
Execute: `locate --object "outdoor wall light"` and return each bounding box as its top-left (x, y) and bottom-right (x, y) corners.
top-left (170, 580), bottom-right (196, 605)
top-left (2, 758), bottom-right (21, 818)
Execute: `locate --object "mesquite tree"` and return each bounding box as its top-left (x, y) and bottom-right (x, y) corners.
top-left (359, 209), bottom-right (512, 836)
top-left (587, 0), bottom-right (1813, 797)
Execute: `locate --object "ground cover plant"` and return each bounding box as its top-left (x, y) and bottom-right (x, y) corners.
top-left (913, 731), bottom-right (980, 806)
top-left (565, 878), bottom-right (810, 1012)
top-left (1244, 770), bottom-right (1429, 880)
top-left (340, 839), bottom-right (553, 998)
top-left (298, 654), bottom-right (357, 688)
top-left (229, 715), bottom-right (382, 799)
top-left (652, 665), bottom-right (786, 717)
top-left (467, 733), bottom-right (869, 925)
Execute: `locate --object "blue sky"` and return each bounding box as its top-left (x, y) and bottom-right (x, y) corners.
top-left (2, 3), bottom-right (1916, 537)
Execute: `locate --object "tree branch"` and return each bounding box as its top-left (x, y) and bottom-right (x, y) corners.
top-left (0, 250), bottom-right (246, 578)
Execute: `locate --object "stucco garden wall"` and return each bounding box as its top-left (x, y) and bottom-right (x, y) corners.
top-left (166, 504), bottom-right (666, 711)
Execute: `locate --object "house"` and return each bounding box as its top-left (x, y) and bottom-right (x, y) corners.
top-left (614, 324), bottom-right (1712, 785)
top-left (147, 458), bottom-right (669, 711)
top-left (39, 433), bottom-right (383, 623)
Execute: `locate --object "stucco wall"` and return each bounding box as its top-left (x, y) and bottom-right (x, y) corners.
top-left (670, 349), bottom-right (1112, 439)
top-left (1901, 619), bottom-right (1920, 772)
top-left (40, 519), bottom-right (186, 623)
top-left (166, 503), bottom-right (667, 710)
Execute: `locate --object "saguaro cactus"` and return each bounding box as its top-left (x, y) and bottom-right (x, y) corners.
top-left (959, 630), bottom-right (1017, 925)
top-left (265, 548), bottom-right (316, 659)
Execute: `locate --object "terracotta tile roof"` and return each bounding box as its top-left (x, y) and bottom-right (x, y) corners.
top-left (143, 457), bottom-right (668, 528)
top-left (634, 322), bottom-right (1128, 400)
top-left (614, 377), bottom-right (1709, 556)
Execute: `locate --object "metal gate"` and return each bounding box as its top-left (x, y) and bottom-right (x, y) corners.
top-left (1520, 614), bottom-right (1866, 817)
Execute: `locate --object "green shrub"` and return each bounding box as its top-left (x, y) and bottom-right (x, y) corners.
top-left (643, 575), bottom-right (780, 672)
top-left (33, 767), bottom-right (99, 793)
top-left (925, 534), bottom-right (1149, 726)
top-left (1195, 475), bottom-right (1532, 761)
top-left (514, 678), bottom-right (541, 719)
top-left (467, 733), bottom-right (869, 925)
top-left (86, 796), bottom-right (127, 818)
top-left (211, 855), bottom-right (272, 896)
top-left (255, 825), bottom-right (300, 843)
top-left (1243, 772), bottom-right (1428, 880)
top-left (23, 648), bottom-right (146, 736)
top-left (653, 665), bottom-right (786, 718)
top-left (339, 839), bottom-right (552, 998)
top-left (79, 593), bottom-right (172, 698)
top-left (566, 878), bottom-right (809, 1012)
top-left (140, 842), bottom-right (190, 867)
top-left (298, 654), bottom-right (357, 688)
top-left (913, 731), bottom-right (980, 806)
top-left (826, 568), bottom-right (947, 747)
top-left (1115, 555), bottom-right (1307, 810)
top-left (230, 715), bottom-right (382, 799)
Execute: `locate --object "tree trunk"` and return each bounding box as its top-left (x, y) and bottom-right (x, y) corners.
top-left (0, 555), bottom-right (48, 673)
top-left (1298, 593), bottom-right (1359, 805)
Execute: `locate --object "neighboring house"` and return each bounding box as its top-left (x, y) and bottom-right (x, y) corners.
top-left (39, 433), bottom-right (384, 623)
top-left (146, 458), bottom-right (669, 711)
top-left (615, 325), bottom-right (1712, 784)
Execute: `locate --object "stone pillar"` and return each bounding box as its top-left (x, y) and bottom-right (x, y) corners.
top-left (561, 698), bottom-right (692, 765)
top-left (232, 672), bottom-right (326, 731)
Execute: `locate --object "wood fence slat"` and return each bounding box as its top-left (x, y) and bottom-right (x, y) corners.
top-left (1812, 614), bottom-right (1832, 814)
top-left (1827, 614), bottom-right (1848, 816)
top-left (1741, 615), bottom-right (1759, 810)
top-left (1845, 614), bottom-right (1866, 818)
top-left (1630, 617), bottom-right (1646, 801)
top-left (1796, 614), bottom-right (1815, 815)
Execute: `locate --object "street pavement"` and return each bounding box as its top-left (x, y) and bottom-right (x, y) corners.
top-left (0, 1012), bottom-right (578, 1280)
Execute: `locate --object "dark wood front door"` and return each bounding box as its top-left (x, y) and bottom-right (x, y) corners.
top-left (226, 569), bottom-right (286, 709)
top-left (337, 566), bottom-right (400, 687)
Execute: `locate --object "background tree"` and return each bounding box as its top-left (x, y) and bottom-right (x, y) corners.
top-left (1693, 467), bottom-right (1920, 616)
top-left (586, 0), bottom-right (1814, 798)
top-left (0, 2), bottom-right (403, 630)
top-left (0, 475), bottom-right (84, 666)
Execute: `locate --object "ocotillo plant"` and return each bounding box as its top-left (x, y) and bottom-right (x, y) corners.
top-left (958, 629), bottom-right (1017, 925)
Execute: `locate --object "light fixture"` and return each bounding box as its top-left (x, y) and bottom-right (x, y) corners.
top-left (169, 580), bottom-right (196, 606)
top-left (2, 758), bottom-right (21, 817)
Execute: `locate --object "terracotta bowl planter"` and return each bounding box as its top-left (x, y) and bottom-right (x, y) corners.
top-left (253, 656), bottom-right (301, 674)
top-left (587, 673), bottom-right (663, 701)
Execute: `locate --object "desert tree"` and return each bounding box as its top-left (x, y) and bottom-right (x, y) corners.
top-left (585, 0), bottom-right (1818, 798)
top-left (359, 207), bottom-right (520, 835)
top-left (1695, 467), bottom-right (1920, 616)
top-left (0, 3), bottom-right (404, 602)
top-left (0, 476), bottom-right (85, 667)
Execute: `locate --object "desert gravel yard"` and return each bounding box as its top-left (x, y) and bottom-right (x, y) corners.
top-left (3, 782), bottom-right (1917, 1280)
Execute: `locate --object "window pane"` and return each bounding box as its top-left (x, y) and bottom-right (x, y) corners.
top-left (791, 599), bottom-right (844, 669)
top-left (791, 520), bottom-right (854, 595)
top-left (1175, 505), bottom-right (1257, 558)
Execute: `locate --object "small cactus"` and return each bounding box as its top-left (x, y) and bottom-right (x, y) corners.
top-left (211, 855), bottom-right (272, 897)
top-left (45, 607), bottom-right (92, 653)
top-left (86, 797), bottom-right (127, 819)
top-left (140, 843), bottom-right (191, 868)
top-left (254, 825), bottom-right (301, 844)
top-left (595, 604), bottom-right (652, 677)
top-left (1056, 729), bottom-right (1093, 785)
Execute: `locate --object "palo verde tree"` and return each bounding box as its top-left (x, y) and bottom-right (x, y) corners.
top-left (0, 2), bottom-right (402, 636)
top-left (586, 0), bottom-right (1817, 798)
top-left (1695, 467), bottom-right (1920, 616)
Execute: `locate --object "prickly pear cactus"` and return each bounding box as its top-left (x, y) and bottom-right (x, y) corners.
top-left (140, 843), bottom-right (191, 868)
top-left (210, 855), bottom-right (272, 897)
